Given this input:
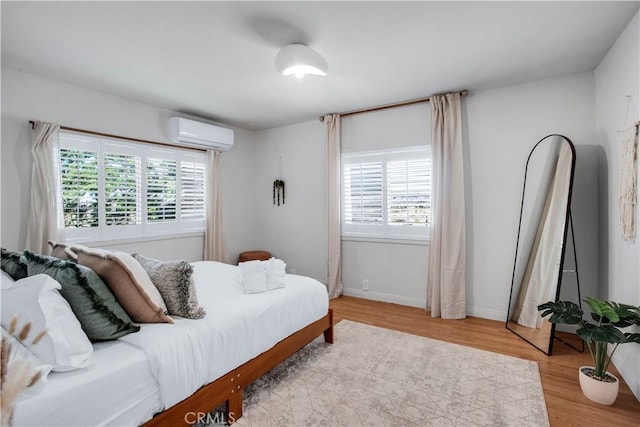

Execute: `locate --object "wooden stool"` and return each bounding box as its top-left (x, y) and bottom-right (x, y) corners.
top-left (237, 250), bottom-right (271, 265)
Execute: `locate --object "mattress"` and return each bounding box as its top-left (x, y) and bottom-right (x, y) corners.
top-left (13, 340), bottom-right (162, 427)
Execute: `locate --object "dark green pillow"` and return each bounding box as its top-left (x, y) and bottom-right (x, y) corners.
top-left (1, 248), bottom-right (28, 280)
top-left (23, 250), bottom-right (140, 341)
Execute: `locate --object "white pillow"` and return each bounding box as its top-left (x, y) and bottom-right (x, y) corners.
top-left (239, 260), bottom-right (268, 294)
top-left (1, 269), bottom-right (16, 289)
top-left (1, 274), bottom-right (93, 372)
top-left (265, 258), bottom-right (287, 290)
top-left (1, 327), bottom-right (52, 398)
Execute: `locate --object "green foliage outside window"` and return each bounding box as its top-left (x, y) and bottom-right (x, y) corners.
top-left (104, 153), bottom-right (141, 226)
top-left (146, 159), bottom-right (177, 222)
top-left (60, 149), bottom-right (99, 228)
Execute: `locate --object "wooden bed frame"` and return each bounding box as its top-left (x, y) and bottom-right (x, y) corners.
top-left (144, 309), bottom-right (334, 426)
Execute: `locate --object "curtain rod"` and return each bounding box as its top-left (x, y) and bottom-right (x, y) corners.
top-left (319, 89), bottom-right (468, 122)
top-left (28, 121), bottom-right (206, 152)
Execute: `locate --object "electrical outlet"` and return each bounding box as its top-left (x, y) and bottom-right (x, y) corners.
top-left (362, 279), bottom-right (369, 291)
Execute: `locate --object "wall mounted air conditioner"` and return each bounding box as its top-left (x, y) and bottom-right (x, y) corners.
top-left (168, 117), bottom-right (234, 151)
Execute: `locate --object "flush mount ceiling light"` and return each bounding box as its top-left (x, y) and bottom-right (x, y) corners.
top-left (275, 44), bottom-right (328, 78)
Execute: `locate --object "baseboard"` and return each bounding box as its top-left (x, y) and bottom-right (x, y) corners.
top-left (466, 307), bottom-right (507, 322)
top-left (341, 289), bottom-right (507, 321)
top-left (342, 288), bottom-right (426, 308)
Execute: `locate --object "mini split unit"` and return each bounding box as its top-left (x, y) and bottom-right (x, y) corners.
top-left (168, 117), bottom-right (234, 152)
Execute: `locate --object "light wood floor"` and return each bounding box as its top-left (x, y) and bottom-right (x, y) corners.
top-left (330, 296), bottom-right (640, 427)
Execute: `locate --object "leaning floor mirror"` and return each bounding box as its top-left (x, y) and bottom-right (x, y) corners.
top-left (506, 134), bottom-right (577, 355)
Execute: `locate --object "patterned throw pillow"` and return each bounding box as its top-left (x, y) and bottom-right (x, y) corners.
top-left (1, 248), bottom-right (28, 280)
top-left (132, 253), bottom-right (206, 320)
top-left (23, 251), bottom-right (140, 341)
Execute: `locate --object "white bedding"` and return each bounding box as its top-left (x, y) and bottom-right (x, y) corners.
top-left (120, 261), bottom-right (329, 409)
top-left (13, 340), bottom-right (162, 427)
top-left (12, 261), bottom-right (329, 426)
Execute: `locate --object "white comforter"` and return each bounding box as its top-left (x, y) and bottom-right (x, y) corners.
top-left (120, 261), bottom-right (329, 409)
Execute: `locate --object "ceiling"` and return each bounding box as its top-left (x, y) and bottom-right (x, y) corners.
top-left (2, 1), bottom-right (638, 130)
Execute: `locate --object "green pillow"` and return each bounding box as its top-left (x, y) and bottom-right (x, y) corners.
top-left (1, 248), bottom-right (28, 280)
top-left (23, 250), bottom-right (140, 341)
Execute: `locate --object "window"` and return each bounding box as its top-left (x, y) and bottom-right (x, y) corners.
top-left (342, 147), bottom-right (431, 240)
top-left (180, 157), bottom-right (206, 219)
top-left (146, 158), bottom-right (177, 223)
top-left (58, 132), bottom-right (206, 243)
top-left (104, 152), bottom-right (141, 226)
top-left (60, 148), bottom-right (99, 229)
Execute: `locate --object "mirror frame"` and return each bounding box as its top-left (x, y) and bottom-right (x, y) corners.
top-left (505, 134), bottom-right (576, 355)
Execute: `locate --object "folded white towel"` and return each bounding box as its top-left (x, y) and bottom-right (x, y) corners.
top-left (238, 260), bottom-right (267, 294)
top-left (265, 257), bottom-right (287, 290)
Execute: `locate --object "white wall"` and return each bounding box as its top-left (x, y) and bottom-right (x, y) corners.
top-left (594, 11), bottom-right (640, 399)
top-left (0, 66), bottom-right (256, 262)
top-left (341, 104), bottom-right (431, 307)
top-left (248, 73), bottom-right (598, 317)
top-left (466, 72), bottom-right (597, 320)
top-left (251, 120), bottom-right (328, 282)
top-left (250, 106), bottom-right (432, 305)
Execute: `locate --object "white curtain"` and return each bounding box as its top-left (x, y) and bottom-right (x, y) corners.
top-left (25, 121), bottom-right (63, 253)
top-left (427, 93), bottom-right (466, 319)
top-left (326, 114), bottom-right (343, 299)
top-left (204, 150), bottom-right (227, 263)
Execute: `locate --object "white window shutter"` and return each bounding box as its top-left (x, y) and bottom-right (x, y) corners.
top-left (341, 147), bottom-right (431, 240)
top-left (104, 153), bottom-right (141, 226)
top-left (59, 148), bottom-right (99, 229)
top-left (387, 157), bottom-right (431, 226)
top-left (180, 159), bottom-right (206, 220)
top-left (146, 158), bottom-right (177, 223)
top-left (58, 131), bottom-right (207, 243)
top-left (343, 161), bottom-right (383, 225)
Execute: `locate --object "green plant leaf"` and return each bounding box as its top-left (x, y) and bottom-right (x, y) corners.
top-left (623, 333), bottom-right (640, 344)
top-left (577, 324), bottom-right (595, 344)
top-left (538, 301), bottom-right (583, 324)
top-left (609, 303), bottom-right (640, 327)
top-left (590, 312), bottom-right (604, 323)
top-left (584, 297), bottom-right (619, 323)
top-left (579, 324), bottom-right (627, 344)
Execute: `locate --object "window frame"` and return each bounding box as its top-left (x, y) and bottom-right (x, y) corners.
top-left (341, 146), bottom-right (431, 242)
top-left (58, 131), bottom-right (206, 244)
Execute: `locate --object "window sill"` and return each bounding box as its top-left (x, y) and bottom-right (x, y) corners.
top-left (341, 235), bottom-right (430, 246)
top-left (81, 231), bottom-right (205, 248)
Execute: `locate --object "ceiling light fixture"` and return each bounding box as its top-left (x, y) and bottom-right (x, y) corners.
top-left (275, 44), bottom-right (328, 79)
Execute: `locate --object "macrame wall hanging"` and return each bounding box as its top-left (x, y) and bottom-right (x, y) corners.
top-left (617, 95), bottom-right (639, 241)
top-left (273, 156), bottom-right (285, 206)
top-left (618, 123), bottom-right (638, 241)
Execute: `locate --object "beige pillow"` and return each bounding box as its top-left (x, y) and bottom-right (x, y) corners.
top-left (48, 241), bottom-right (84, 261)
top-left (49, 242), bottom-right (172, 324)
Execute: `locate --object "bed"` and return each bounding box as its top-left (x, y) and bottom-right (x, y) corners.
top-left (12, 260), bottom-right (333, 426)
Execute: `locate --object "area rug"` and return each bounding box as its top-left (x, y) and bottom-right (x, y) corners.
top-left (215, 320), bottom-right (549, 426)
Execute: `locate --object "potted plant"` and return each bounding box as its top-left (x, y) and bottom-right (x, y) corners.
top-left (538, 297), bottom-right (640, 405)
